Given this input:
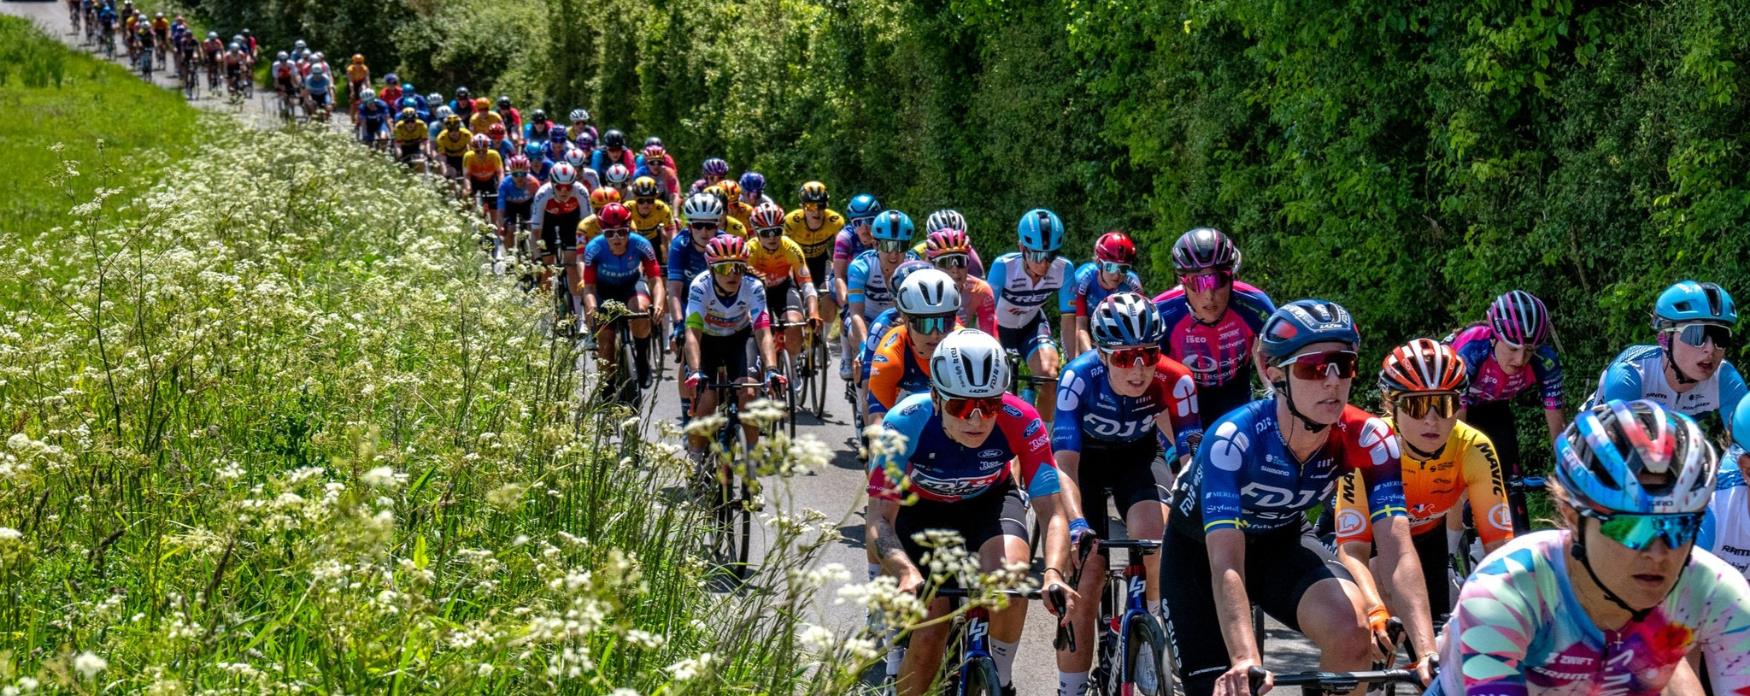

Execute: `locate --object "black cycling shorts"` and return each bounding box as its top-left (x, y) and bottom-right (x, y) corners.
top-left (444, 154), bottom-right (464, 175)
top-left (540, 209), bottom-right (582, 254)
top-left (1362, 525), bottom-right (1452, 618)
top-left (502, 200), bottom-right (532, 230)
top-left (469, 176), bottom-right (500, 201)
top-left (1161, 523), bottom-right (1351, 696)
top-left (1076, 437), bottom-right (1168, 543)
top-left (595, 280), bottom-right (650, 307)
top-left (895, 481), bottom-right (1029, 582)
top-left (805, 255), bottom-right (831, 295)
top-left (698, 328), bottom-right (759, 383)
top-left (997, 313), bottom-right (1056, 361)
top-left (765, 279), bottom-right (802, 317)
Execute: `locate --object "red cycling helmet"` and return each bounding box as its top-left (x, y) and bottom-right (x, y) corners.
top-left (488, 123), bottom-right (507, 139)
top-left (704, 235), bottom-right (749, 264)
top-left (750, 201), bottom-right (785, 230)
top-left (1379, 338), bottom-right (1467, 395)
top-left (1093, 231), bottom-right (1137, 264)
top-left (597, 202), bottom-right (632, 229)
top-left (507, 155), bottom-right (530, 172)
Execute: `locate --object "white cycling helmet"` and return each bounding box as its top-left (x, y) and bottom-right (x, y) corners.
top-left (568, 108), bottom-right (590, 123)
top-left (896, 268), bottom-right (962, 316)
top-left (683, 192), bottom-right (724, 224)
top-left (930, 329), bottom-right (1010, 399)
top-left (564, 147), bottom-right (588, 169)
top-left (605, 163), bottom-right (631, 186)
top-left (925, 209), bottom-right (967, 234)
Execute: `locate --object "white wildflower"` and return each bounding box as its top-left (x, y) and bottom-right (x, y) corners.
top-left (361, 466), bottom-right (401, 489)
top-left (72, 651), bottom-right (107, 679)
top-left (0, 528), bottom-right (20, 542)
top-left (665, 653), bottom-right (716, 681)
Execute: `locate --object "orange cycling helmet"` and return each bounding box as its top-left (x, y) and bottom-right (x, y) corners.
top-left (704, 235), bottom-right (749, 264)
top-left (750, 201), bottom-right (785, 230)
top-left (717, 180), bottom-right (743, 202)
top-left (1379, 338), bottom-right (1467, 395)
top-left (589, 187), bottom-right (622, 208)
top-left (474, 97), bottom-right (490, 111)
top-left (351, 54), bottom-right (364, 64)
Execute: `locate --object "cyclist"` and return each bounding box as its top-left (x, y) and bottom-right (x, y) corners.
top-left (591, 129), bottom-right (636, 180)
top-left (496, 155), bottom-right (540, 250)
top-left (1163, 299), bottom-right (1437, 696)
top-left (1070, 231), bottom-right (1145, 359)
top-left (667, 193), bottom-right (728, 417)
top-left (356, 88), bottom-right (391, 149)
top-left (848, 210), bottom-right (918, 404)
top-left (628, 176), bottom-right (678, 263)
top-left (563, 146), bottom-right (604, 192)
top-left (918, 209), bottom-right (985, 277)
top-left (468, 97), bottom-right (501, 136)
top-left (858, 260), bottom-right (937, 416)
top-left (924, 228), bottom-right (996, 333)
top-left (464, 136), bottom-right (504, 220)
top-left (271, 52), bottom-right (299, 104)
top-left (692, 157), bottom-right (730, 195)
top-left (345, 54), bottom-right (369, 122)
top-left (579, 188), bottom-right (624, 243)
top-left (866, 268), bottom-right (962, 424)
top-left (495, 96), bottom-right (522, 141)
top-left (1154, 227), bottom-right (1276, 424)
top-left (303, 63), bottom-right (335, 120)
top-left (581, 203), bottom-right (664, 388)
top-left (715, 180), bottom-right (755, 233)
top-left (683, 236), bottom-right (784, 453)
top-left (379, 74), bottom-right (403, 112)
top-left (833, 193), bottom-right (883, 377)
top-left (636, 145), bottom-right (682, 208)
top-left (747, 202), bottom-right (820, 381)
top-left (1449, 289), bottom-right (1566, 535)
top-left (450, 87), bottom-right (475, 123)
top-left (567, 108), bottom-right (599, 145)
top-left (738, 171), bottom-right (775, 207)
top-left (391, 108), bottom-right (429, 165)
top-left (702, 184), bottom-right (749, 238)
top-left (986, 208), bottom-right (1076, 426)
top-left (524, 109), bottom-right (551, 144)
top-left (485, 124), bottom-right (515, 163)
top-left (867, 328), bottom-right (1082, 696)
top-left (222, 42), bottom-right (249, 95)
top-left (1054, 292), bottom-right (1202, 696)
top-left (433, 116), bottom-right (473, 180)
top-left (603, 164), bottom-right (633, 197)
top-left (1433, 399), bottom-right (1750, 696)
top-left (783, 182), bottom-right (844, 347)
top-left (1701, 399), bottom-right (1750, 577)
top-left (1588, 280), bottom-right (1746, 432)
top-left (1333, 339), bottom-right (1513, 630)
top-left (531, 163), bottom-right (592, 289)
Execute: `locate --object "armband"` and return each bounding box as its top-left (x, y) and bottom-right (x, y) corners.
top-left (801, 281), bottom-right (818, 299)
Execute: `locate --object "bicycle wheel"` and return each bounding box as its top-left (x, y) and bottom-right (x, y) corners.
top-left (615, 330), bottom-right (639, 406)
top-left (779, 351), bottom-right (798, 438)
top-left (710, 422), bottom-right (752, 578)
top-left (809, 338), bottom-right (828, 417)
top-left (1125, 615), bottom-right (1176, 696)
top-left (959, 656), bottom-right (1004, 696)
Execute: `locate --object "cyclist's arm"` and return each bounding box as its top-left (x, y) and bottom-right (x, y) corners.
top-left (1697, 561), bottom-right (1750, 694)
top-left (1331, 469), bottom-right (1391, 629)
top-left (790, 249), bottom-right (819, 318)
top-left (1720, 362), bottom-right (1748, 431)
top-left (974, 282), bottom-right (997, 334)
top-left (1463, 435), bottom-right (1515, 553)
top-left (846, 263), bottom-right (870, 349)
top-left (683, 284), bottom-right (706, 373)
top-left (641, 248), bottom-right (666, 321)
top-left (1206, 529), bottom-right (1262, 665)
top-left (578, 248), bottom-right (599, 317)
top-left (866, 496), bottom-right (920, 591)
top-left (751, 284), bottom-right (776, 376)
top-left (865, 335), bottom-right (904, 424)
top-left (1596, 359), bottom-right (1644, 404)
top-left (1073, 315), bottom-right (1092, 358)
top-left (1532, 346), bottom-right (1568, 439)
top-left (1058, 278), bottom-right (1078, 358)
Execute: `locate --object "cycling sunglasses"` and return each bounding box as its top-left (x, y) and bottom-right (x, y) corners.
top-left (603, 227), bottom-right (630, 238)
top-left (1022, 250), bottom-right (1055, 264)
top-left (1671, 323), bottom-right (1734, 351)
top-left (510, 170), bottom-right (529, 177)
top-left (1584, 510), bottom-right (1704, 551)
top-left (849, 216), bottom-right (875, 227)
top-left (756, 226), bottom-right (784, 239)
top-left (933, 254), bottom-right (969, 270)
top-left (1281, 350), bottom-right (1359, 381)
top-left (939, 394), bottom-right (1003, 420)
top-left (1099, 261), bottom-right (1132, 275)
top-left (634, 197), bottom-right (655, 205)
top-left (1100, 345), bottom-right (1160, 368)
top-left (689, 221), bottom-right (716, 231)
top-left (1180, 269), bottom-right (1235, 293)
top-left (907, 313), bottom-right (955, 336)
top-left (1394, 392), bottom-right (1460, 420)
top-left (710, 262), bottom-right (745, 276)
top-left (875, 239), bottom-right (909, 253)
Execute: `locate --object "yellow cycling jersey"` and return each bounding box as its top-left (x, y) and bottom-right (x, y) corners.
top-left (469, 111), bottom-right (503, 135)
top-left (392, 120), bottom-right (428, 143)
top-left (434, 128), bottom-right (473, 156)
top-left (628, 200), bottom-right (674, 236)
top-left (726, 201), bottom-right (755, 234)
top-left (782, 208), bottom-right (844, 259)
top-left (1334, 419), bottom-right (1514, 547)
top-left (748, 236), bottom-right (812, 287)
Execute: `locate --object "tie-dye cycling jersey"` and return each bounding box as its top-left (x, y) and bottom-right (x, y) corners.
top-left (1437, 530), bottom-right (1750, 696)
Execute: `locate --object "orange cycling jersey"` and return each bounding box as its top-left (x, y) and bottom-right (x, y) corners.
top-left (959, 276), bottom-right (997, 333)
top-left (867, 325), bottom-right (937, 414)
top-left (783, 208), bottom-right (844, 259)
top-left (726, 201), bottom-right (755, 235)
top-left (1333, 419), bottom-right (1513, 546)
top-left (463, 150), bottom-right (503, 179)
top-left (345, 64), bottom-right (368, 84)
top-left (469, 111), bottom-right (503, 135)
top-left (748, 237), bottom-right (812, 287)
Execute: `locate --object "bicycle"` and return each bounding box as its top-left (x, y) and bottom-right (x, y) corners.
top-left (1004, 346), bottom-right (1060, 408)
top-left (698, 370), bottom-right (760, 579)
top-left (1248, 617), bottom-right (1422, 696)
top-left (1084, 539), bottom-right (1175, 696)
top-left (794, 317), bottom-right (829, 419)
top-left (593, 308), bottom-right (654, 407)
top-left (924, 585), bottom-right (1072, 696)
top-left (770, 318), bottom-right (810, 437)
top-left (138, 48), bottom-right (153, 80)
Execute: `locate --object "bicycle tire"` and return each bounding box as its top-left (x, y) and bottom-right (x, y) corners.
top-left (809, 339), bottom-right (828, 417)
top-left (1252, 604), bottom-right (1267, 657)
top-left (959, 656), bottom-right (1004, 696)
top-left (615, 328), bottom-right (639, 406)
top-left (1125, 614), bottom-right (1176, 696)
top-left (779, 351), bottom-right (798, 438)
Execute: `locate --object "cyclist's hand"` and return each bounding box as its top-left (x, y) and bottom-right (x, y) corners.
top-left (807, 314), bottom-right (823, 332)
top-left (894, 566), bottom-right (925, 596)
top-left (1222, 662), bottom-right (1268, 696)
top-left (766, 369), bottom-right (787, 392)
top-left (1413, 652), bottom-right (1438, 686)
top-left (1366, 607), bottom-right (1393, 664)
top-left (684, 371), bottom-right (703, 393)
top-left (1041, 579), bottom-right (1077, 617)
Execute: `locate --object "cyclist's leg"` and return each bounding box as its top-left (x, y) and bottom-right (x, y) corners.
top-left (891, 498), bottom-right (964, 696)
top-left (1159, 528), bottom-right (1227, 696)
top-left (737, 332), bottom-right (763, 446)
top-left (781, 285), bottom-right (803, 362)
top-left (1026, 324), bottom-right (1062, 424)
top-left (977, 485), bottom-right (1033, 690)
top-left (1248, 527), bottom-right (1375, 676)
top-left (1060, 447), bottom-right (1116, 677)
top-left (630, 281), bottom-right (654, 383)
top-left (810, 255), bottom-right (838, 345)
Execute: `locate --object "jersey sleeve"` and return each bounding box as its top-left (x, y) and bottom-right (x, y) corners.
top-left (1051, 360), bottom-right (1090, 454)
top-left (1346, 411), bottom-right (1407, 523)
top-left (1452, 331), bottom-right (1493, 407)
top-left (1444, 565), bottom-right (1536, 696)
top-left (999, 395), bottom-right (1061, 499)
top-left (974, 282), bottom-right (997, 333)
top-left (1197, 416), bottom-right (1250, 533)
top-left (1462, 433), bottom-right (1515, 546)
top-left (580, 239), bottom-right (601, 286)
top-left (666, 237), bottom-right (691, 282)
top-left (684, 277), bottom-right (707, 331)
top-left (986, 256), bottom-right (1009, 298)
top-left (1231, 283), bottom-right (1277, 331)
top-left (1333, 469), bottom-right (1373, 545)
top-left (748, 279), bottom-right (771, 331)
top-left (867, 398), bottom-right (928, 501)
top-left (530, 187), bottom-right (552, 227)
top-left (1057, 261), bottom-right (1077, 313)
top-left (1157, 357), bottom-right (1204, 457)
top-left (1697, 559), bottom-right (1750, 695)
top-left (866, 329), bottom-right (908, 416)
top-left (1596, 359), bottom-right (1644, 405)
top-left (846, 257), bottom-right (870, 306)
top-left (1531, 344), bottom-right (1566, 410)
top-left (1072, 264), bottom-right (1098, 316)
top-left (1719, 362), bottom-right (1748, 431)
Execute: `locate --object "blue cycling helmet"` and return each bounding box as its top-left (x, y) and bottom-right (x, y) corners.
top-left (1016, 208), bottom-right (1065, 252)
top-left (1091, 292), bottom-right (1165, 347)
top-left (400, 83), bottom-right (413, 94)
top-left (1653, 280), bottom-right (1736, 329)
top-left (1554, 399), bottom-right (1716, 515)
top-left (738, 171), bottom-right (766, 194)
top-left (548, 125), bottom-right (568, 143)
top-left (1734, 398), bottom-right (1750, 455)
top-left (846, 194), bottom-right (882, 220)
top-left (871, 210), bottom-right (915, 243)
top-left (1258, 299), bottom-right (1360, 363)
top-left (889, 259), bottom-right (933, 292)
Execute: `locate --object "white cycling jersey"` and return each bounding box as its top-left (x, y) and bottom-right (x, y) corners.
top-left (985, 252), bottom-right (1075, 330)
top-left (1701, 448), bottom-right (1750, 579)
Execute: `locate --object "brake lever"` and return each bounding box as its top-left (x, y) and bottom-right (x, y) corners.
top-left (1048, 587), bottom-right (1075, 653)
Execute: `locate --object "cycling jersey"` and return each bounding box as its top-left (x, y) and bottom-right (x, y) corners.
top-left (1052, 350), bottom-right (1202, 458)
top-left (529, 185), bottom-right (591, 230)
top-left (468, 110), bottom-right (502, 136)
top-left (832, 227), bottom-right (870, 265)
top-left (1070, 262), bottom-right (1144, 316)
top-left (1436, 530), bottom-right (1750, 696)
top-left (1587, 344), bottom-right (1748, 430)
top-left (665, 233), bottom-right (714, 285)
top-left (463, 150), bottom-right (503, 179)
top-left (860, 309), bottom-right (902, 382)
top-left (847, 249), bottom-right (905, 319)
top-left (684, 271), bottom-right (770, 337)
top-left (986, 253), bottom-right (1076, 330)
top-left (783, 208), bottom-right (845, 259)
top-left (589, 148), bottom-right (635, 180)
top-left (1451, 323), bottom-right (1565, 409)
top-left (1700, 451), bottom-right (1750, 578)
top-left (495, 175), bottom-right (538, 211)
top-left (434, 128), bottom-right (473, 157)
top-left (581, 233), bottom-right (660, 289)
top-left (748, 237), bottom-right (812, 288)
top-left (726, 200), bottom-right (755, 234)
top-left (958, 276), bottom-right (998, 333)
top-left (392, 120), bottom-right (427, 144)
top-left (1170, 400), bottom-right (1404, 537)
top-left (868, 392), bottom-right (1061, 504)
top-left (866, 326), bottom-right (936, 418)
top-left (1153, 280), bottom-right (1276, 389)
top-left (1334, 419), bottom-right (1513, 545)
top-left (304, 73), bottom-right (332, 97)
top-left (358, 98), bottom-right (390, 123)
top-left (345, 63), bottom-right (367, 84)
top-left (628, 200), bottom-right (673, 237)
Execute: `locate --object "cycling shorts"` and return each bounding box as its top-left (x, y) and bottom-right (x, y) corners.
top-left (1161, 522), bottom-right (1350, 696)
top-left (895, 480), bottom-right (1028, 583)
top-left (1198, 377), bottom-right (1258, 427)
top-left (698, 328), bottom-right (760, 383)
top-left (1358, 525), bottom-right (1450, 618)
top-left (503, 201), bottom-right (532, 230)
top-left (469, 176), bottom-right (500, 201)
top-left (805, 255), bottom-right (831, 297)
top-left (444, 154), bottom-right (464, 174)
top-left (1076, 437), bottom-right (1168, 544)
top-left (540, 209), bottom-right (582, 254)
top-left (998, 313), bottom-right (1056, 361)
top-left (765, 279), bottom-right (802, 317)
top-left (310, 91), bottom-right (330, 107)
top-left (596, 280), bottom-right (651, 307)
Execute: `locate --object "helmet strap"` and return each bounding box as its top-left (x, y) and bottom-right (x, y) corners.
top-left (1662, 340), bottom-right (1702, 386)
top-left (1571, 519), bottom-right (1655, 623)
top-left (1276, 378), bottom-right (1331, 434)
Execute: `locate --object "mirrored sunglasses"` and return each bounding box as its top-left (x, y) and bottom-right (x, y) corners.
top-left (1282, 350), bottom-right (1359, 381)
top-left (940, 394), bottom-right (1003, 420)
top-left (1180, 269), bottom-right (1235, 293)
top-left (1394, 392), bottom-right (1459, 420)
top-left (1673, 324), bottom-right (1734, 351)
top-left (1586, 510), bottom-right (1704, 552)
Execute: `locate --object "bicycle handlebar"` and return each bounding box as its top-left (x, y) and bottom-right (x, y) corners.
top-left (1247, 666), bottom-right (1421, 696)
top-left (932, 584), bottom-right (1076, 653)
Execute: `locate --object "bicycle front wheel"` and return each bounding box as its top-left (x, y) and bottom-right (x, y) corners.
top-left (1125, 614), bottom-right (1177, 696)
top-left (809, 338), bottom-right (828, 417)
top-left (779, 350), bottom-right (798, 438)
top-left (959, 656), bottom-right (1004, 696)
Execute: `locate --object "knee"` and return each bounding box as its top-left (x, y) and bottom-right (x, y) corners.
top-left (1326, 613), bottom-right (1376, 665)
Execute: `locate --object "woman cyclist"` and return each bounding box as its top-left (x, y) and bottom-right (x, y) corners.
top-left (682, 235), bottom-right (784, 457)
top-left (833, 193), bottom-right (884, 377)
top-left (865, 268), bottom-right (963, 424)
top-left (917, 210), bottom-right (985, 277)
top-left (463, 134), bottom-right (504, 223)
top-left (1154, 228), bottom-right (1276, 424)
top-left (924, 228), bottom-right (995, 333)
top-left (1588, 281), bottom-right (1746, 433)
top-left (986, 209), bottom-right (1077, 426)
top-left (1069, 231), bottom-right (1145, 359)
top-left (1163, 299), bottom-right (1437, 696)
top-left (1699, 398), bottom-right (1750, 578)
top-left (847, 211), bottom-right (919, 410)
top-left (1434, 399), bottom-right (1750, 696)
top-left (496, 155), bottom-right (540, 252)
top-left (784, 181), bottom-right (845, 350)
top-left (692, 157), bottom-right (730, 195)
top-left (1334, 339), bottom-right (1513, 631)
top-left (746, 201), bottom-right (819, 379)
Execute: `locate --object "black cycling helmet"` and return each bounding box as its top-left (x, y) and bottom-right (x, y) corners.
top-left (530, 109), bottom-right (547, 123)
top-left (455, 86), bottom-right (470, 98)
top-left (497, 95), bottom-right (511, 108)
top-left (603, 129), bottom-right (626, 149)
top-left (644, 136), bottom-right (664, 149)
top-left (1171, 227), bottom-right (1241, 272)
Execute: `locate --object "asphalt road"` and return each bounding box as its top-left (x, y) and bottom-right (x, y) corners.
top-left (4, 3), bottom-right (1322, 690)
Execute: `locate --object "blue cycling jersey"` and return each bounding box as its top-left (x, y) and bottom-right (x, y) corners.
top-left (666, 232), bottom-right (713, 284)
top-left (1169, 399), bottom-right (1405, 538)
top-left (1070, 262), bottom-right (1143, 316)
top-left (869, 393), bottom-right (1061, 503)
top-left (848, 250), bottom-right (909, 319)
top-left (582, 233), bottom-right (658, 289)
top-left (986, 252), bottom-right (1076, 330)
top-left (1588, 344), bottom-right (1748, 431)
top-left (1052, 350), bottom-right (1203, 458)
top-left (359, 99), bottom-right (390, 122)
top-left (496, 175), bottom-right (537, 211)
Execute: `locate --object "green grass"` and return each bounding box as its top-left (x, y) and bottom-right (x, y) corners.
top-left (0, 16), bottom-right (199, 241)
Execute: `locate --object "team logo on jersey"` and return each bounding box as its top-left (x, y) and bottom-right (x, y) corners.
top-left (1488, 503), bottom-right (1512, 532)
top-left (1173, 375), bottom-right (1199, 418)
top-left (1208, 421), bottom-right (1249, 472)
top-left (1335, 509), bottom-right (1367, 538)
top-left (1058, 368), bottom-right (1085, 412)
top-left (1356, 417), bottom-right (1400, 466)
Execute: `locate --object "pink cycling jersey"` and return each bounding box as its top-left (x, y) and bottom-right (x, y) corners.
top-left (1450, 323), bottom-right (1565, 409)
top-left (1152, 281), bottom-right (1276, 388)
